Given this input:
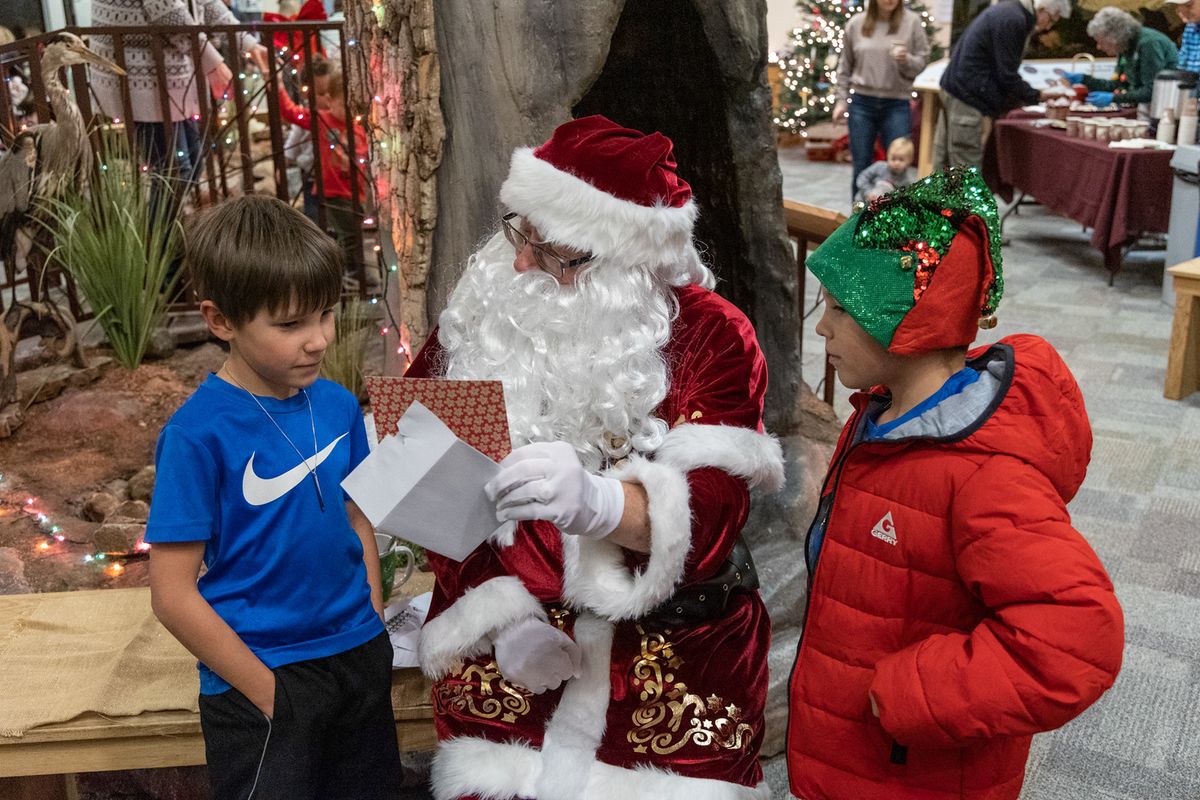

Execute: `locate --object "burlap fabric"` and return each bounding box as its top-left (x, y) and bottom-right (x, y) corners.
top-left (0, 588), bottom-right (197, 737)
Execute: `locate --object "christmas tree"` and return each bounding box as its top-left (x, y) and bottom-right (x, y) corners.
top-left (773, 0), bottom-right (945, 136)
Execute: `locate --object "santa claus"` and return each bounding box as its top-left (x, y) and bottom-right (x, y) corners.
top-left (407, 115), bottom-right (785, 800)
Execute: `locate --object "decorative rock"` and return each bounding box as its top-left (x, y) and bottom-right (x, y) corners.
top-left (93, 522), bottom-right (146, 554)
top-left (15, 357), bottom-right (112, 407)
top-left (108, 499), bottom-right (150, 523)
top-left (128, 466), bottom-right (156, 502)
top-left (82, 491), bottom-right (120, 522)
top-left (143, 327), bottom-right (177, 360)
top-left (105, 478), bottom-right (131, 501)
top-left (0, 547), bottom-right (32, 594)
top-left (0, 403), bottom-right (23, 439)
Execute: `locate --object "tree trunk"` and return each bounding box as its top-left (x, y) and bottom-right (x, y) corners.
top-left (344, 0), bottom-right (444, 367)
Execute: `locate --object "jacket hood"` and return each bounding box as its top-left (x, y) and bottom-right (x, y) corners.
top-left (855, 333), bottom-right (1092, 503)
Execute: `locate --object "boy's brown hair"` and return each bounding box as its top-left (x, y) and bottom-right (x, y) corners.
top-left (185, 195), bottom-right (342, 326)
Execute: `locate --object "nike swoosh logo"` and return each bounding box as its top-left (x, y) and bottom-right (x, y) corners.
top-left (242, 433), bottom-right (348, 506)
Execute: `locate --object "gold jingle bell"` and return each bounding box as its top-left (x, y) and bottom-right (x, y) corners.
top-left (977, 315), bottom-right (998, 330)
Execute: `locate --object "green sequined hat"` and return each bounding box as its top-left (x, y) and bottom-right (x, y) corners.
top-left (808, 167), bottom-right (1004, 355)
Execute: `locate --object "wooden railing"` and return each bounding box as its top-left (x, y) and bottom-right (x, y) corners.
top-left (0, 21), bottom-right (376, 319)
top-left (783, 199), bottom-right (845, 407)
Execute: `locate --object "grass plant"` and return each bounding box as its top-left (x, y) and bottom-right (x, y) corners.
top-left (40, 143), bottom-right (182, 369)
top-left (321, 297), bottom-right (375, 398)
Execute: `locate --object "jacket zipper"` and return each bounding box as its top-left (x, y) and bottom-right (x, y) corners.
top-left (785, 399), bottom-right (912, 770)
top-left (784, 405), bottom-right (864, 765)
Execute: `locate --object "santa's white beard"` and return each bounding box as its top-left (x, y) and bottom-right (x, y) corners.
top-left (438, 233), bottom-right (678, 471)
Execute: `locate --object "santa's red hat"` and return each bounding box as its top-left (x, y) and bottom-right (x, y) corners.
top-left (499, 116), bottom-right (704, 273)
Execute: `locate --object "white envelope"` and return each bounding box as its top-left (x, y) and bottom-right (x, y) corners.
top-left (342, 401), bottom-right (503, 561)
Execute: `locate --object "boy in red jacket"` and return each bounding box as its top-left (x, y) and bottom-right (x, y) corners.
top-left (787, 167), bottom-right (1124, 800)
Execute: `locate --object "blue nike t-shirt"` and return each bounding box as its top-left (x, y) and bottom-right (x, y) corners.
top-left (145, 375), bottom-right (382, 694)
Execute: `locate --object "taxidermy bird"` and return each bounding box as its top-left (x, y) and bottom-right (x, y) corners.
top-left (0, 32), bottom-right (125, 283)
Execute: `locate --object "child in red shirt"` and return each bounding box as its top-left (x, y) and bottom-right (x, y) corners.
top-left (276, 68), bottom-right (370, 282)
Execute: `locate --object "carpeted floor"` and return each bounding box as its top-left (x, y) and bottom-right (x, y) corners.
top-left (770, 149), bottom-right (1200, 800)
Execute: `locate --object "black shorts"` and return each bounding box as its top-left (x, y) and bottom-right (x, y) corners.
top-left (198, 631), bottom-right (402, 800)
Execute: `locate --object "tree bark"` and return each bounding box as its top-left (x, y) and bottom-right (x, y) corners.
top-left (344, 0), bottom-right (444, 366)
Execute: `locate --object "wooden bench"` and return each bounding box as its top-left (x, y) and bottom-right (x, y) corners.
top-left (0, 580), bottom-right (436, 800)
top-left (1165, 258), bottom-right (1200, 401)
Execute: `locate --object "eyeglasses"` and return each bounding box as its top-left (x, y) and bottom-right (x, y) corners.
top-left (502, 213), bottom-right (593, 278)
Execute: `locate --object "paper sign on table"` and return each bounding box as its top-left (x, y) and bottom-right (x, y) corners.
top-left (365, 376), bottom-right (511, 461)
top-left (384, 592), bottom-right (431, 669)
top-left (342, 401), bottom-right (503, 562)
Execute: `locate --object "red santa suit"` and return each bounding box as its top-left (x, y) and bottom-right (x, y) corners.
top-left (408, 116), bottom-right (785, 800)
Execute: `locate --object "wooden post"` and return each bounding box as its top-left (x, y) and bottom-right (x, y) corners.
top-left (1165, 260), bottom-right (1200, 400)
top-left (917, 86), bottom-right (940, 177)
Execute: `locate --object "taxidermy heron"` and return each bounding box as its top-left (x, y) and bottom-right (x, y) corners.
top-left (0, 32), bottom-right (125, 281)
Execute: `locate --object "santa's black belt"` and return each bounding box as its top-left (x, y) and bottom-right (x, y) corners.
top-left (646, 537), bottom-right (759, 627)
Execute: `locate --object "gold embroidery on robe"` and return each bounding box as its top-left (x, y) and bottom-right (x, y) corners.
top-left (433, 658), bottom-right (533, 724)
top-left (627, 625), bottom-right (755, 755)
top-left (672, 410), bottom-right (705, 427)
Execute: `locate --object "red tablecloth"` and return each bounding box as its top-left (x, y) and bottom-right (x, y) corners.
top-left (983, 118), bottom-right (1173, 270)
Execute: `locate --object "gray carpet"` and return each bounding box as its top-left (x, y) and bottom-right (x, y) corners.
top-left (771, 149), bottom-right (1200, 800)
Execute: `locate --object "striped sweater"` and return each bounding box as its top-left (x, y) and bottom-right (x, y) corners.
top-left (89, 0), bottom-right (256, 122)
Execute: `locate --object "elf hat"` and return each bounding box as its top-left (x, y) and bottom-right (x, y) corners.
top-left (807, 167), bottom-right (1004, 355)
top-left (499, 115), bottom-right (701, 269)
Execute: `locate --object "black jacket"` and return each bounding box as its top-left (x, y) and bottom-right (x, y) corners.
top-left (940, 0), bottom-right (1040, 117)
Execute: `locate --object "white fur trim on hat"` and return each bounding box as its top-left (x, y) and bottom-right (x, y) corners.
top-left (417, 575), bottom-right (545, 679)
top-left (500, 147), bottom-right (706, 277)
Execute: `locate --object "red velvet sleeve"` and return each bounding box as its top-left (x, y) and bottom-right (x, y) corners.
top-left (562, 289), bottom-right (782, 622)
top-left (657, 291), bottom-right (770, 582)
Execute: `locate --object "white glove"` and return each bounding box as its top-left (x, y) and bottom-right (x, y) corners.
top-left (484, 441), bottom-right (625, 539)
top-left (492, 617), bottom-right (581, 694)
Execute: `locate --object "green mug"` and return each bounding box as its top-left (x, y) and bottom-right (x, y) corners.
top-left (376, 533), bottom-right (416, 602)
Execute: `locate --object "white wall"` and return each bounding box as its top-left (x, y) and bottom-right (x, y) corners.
top-left (767, 0), bottom-right (800, 54)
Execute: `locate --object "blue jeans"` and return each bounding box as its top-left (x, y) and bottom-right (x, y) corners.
top-left (135, 120), bottom-right (203, 185)
top-left (848, 95), bottom-right (913, 199)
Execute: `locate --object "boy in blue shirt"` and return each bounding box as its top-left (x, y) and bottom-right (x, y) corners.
top-left (146, 195), bottom-right (401, 799)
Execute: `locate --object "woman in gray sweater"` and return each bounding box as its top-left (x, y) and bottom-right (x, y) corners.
top-left (89, 0), bottom-right (267, 181)
top-left (832, 0), bottom-right (930, 198)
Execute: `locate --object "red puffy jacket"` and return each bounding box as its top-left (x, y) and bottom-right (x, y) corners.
top-left (787, 334), bottom-right (1124, 800)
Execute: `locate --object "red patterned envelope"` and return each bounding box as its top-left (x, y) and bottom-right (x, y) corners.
top-left (365, 377), bottom-right (511, 462)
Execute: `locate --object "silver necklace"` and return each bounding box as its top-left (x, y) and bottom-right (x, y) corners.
top-left (222, 364), bottom-right (326, 512)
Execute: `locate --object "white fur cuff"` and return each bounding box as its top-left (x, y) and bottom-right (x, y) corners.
top-left (654, 424), bottom-right (785, 492)
top-left (561, 457), bottom-right (692, 621)
top-left (418, 575), bottom-right (545, 679)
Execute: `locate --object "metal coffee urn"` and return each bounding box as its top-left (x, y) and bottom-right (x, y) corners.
top-left (1151, 70), bottom-right (1199, 133)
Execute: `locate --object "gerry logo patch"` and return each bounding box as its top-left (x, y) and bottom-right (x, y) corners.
top-left (870, 511), bottom-right (897, 546)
